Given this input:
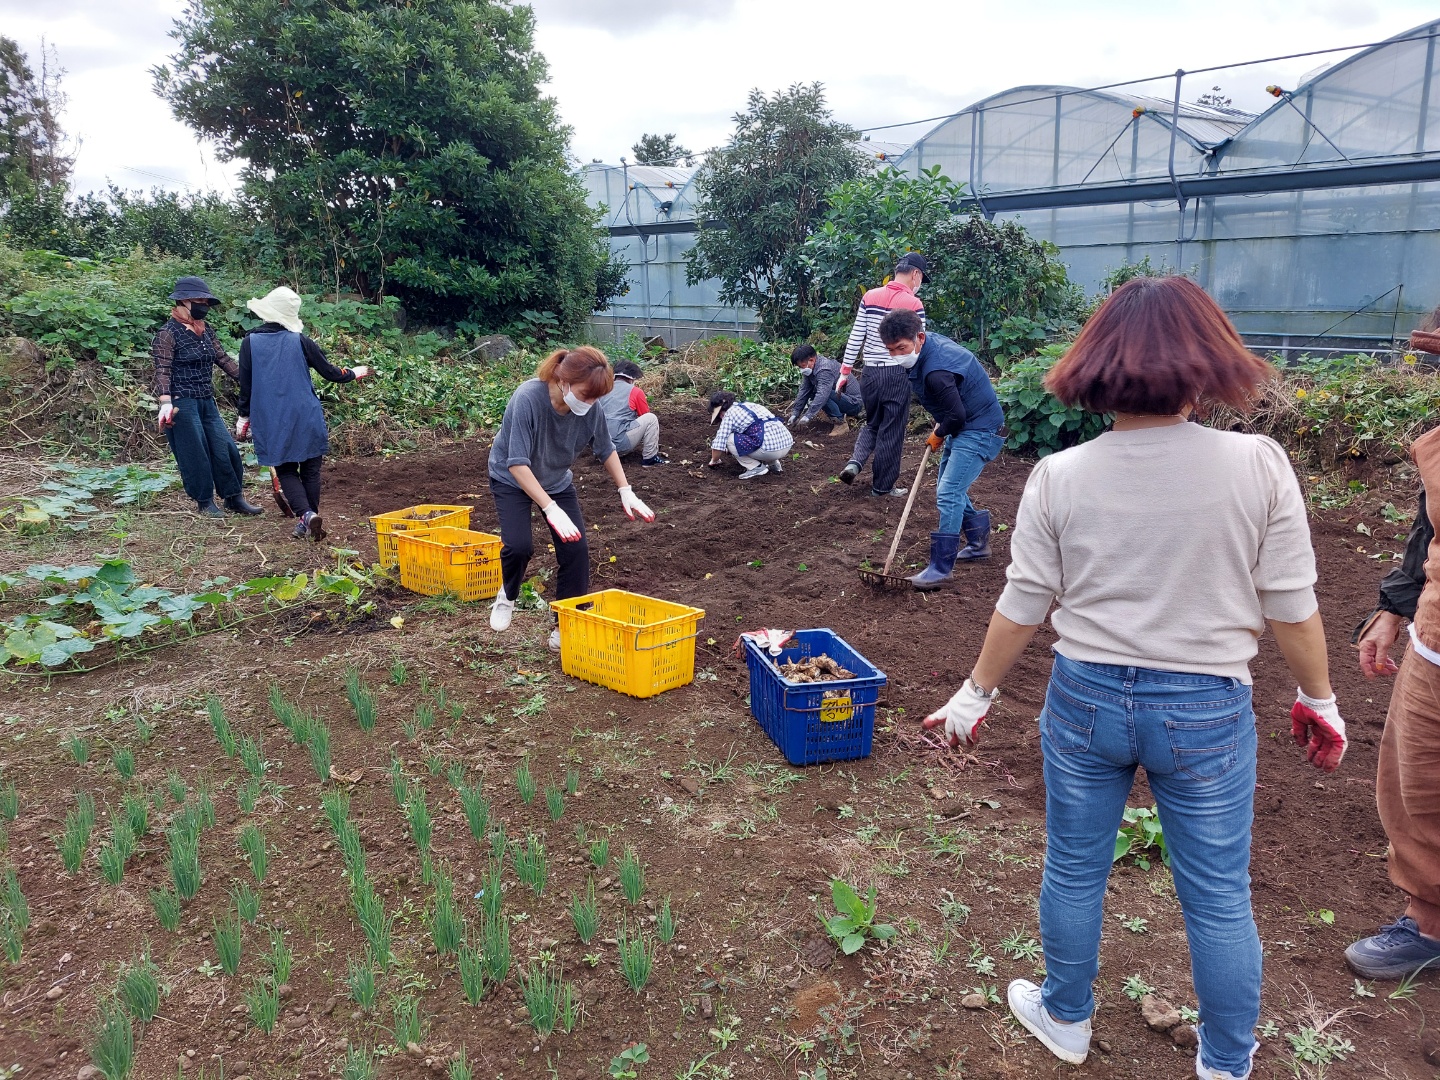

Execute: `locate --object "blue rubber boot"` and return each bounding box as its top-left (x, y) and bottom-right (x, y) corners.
top-left (908, 532), bottom-right (963, 591)
top-left (956, 509), bottom-right (992, 561)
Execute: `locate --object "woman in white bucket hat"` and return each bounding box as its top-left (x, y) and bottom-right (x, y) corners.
top-left (235, 286), bottom-right (373, 541)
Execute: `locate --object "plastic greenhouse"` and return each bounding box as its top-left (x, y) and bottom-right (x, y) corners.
top-left (586, 20), bottom-right (1440, 352)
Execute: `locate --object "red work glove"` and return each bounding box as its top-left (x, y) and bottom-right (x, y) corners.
top-left (1290, 689), bottom-right (1347, 772)
top-left (926, 430), bottom-right (944, 452)
top-left (921, 679), bottom-right (995, 749)
top-left (835, 364), bottom-right (853, 392)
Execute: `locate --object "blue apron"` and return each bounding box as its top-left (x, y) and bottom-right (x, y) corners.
top-left (248, 331), bottom-right (330, 467)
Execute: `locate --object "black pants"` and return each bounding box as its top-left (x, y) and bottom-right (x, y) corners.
top-left (489, 479), bottom-right (589, 605)
top-left (850, 364), bottom-right (911, 494)
top-left (165, 396), bottom-right (244, 504)
top-left (276, 456), bottom-right (323, 517)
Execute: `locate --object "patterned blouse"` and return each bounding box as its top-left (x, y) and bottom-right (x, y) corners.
top-left (151, 318), bottom-right (239, 400)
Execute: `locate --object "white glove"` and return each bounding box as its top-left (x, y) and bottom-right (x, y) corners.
top-left (618, 485), bottom-right (654, 522)
top-left (921, 679), bottom-right (995, 749)
top-left (743, 628), bottom-right (794, 657)
top-left (542, 501), bottom-right (582, 542)
top-left (352, 365), bottom-right (372, 379)
top-left (835, 365), bottom-right (853, 392)
top-left (157, 402), bottom-right (177, 429)
top-left (541, 504), bottom-right (581, 544)
top-left (1291, 689), bottom-right (1347, 772)
top-left (235, 416), bottom-right (250, 439)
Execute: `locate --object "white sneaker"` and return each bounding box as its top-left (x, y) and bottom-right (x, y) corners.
top-left (1007, 979), bottom-right (1090, 1065)
top-left (738, 465), bottom-right (769, 480)
top-left (490, 589), bottom-right (515, 632)
top-left (1195, 1029), bottom-right (1257, 1080)
top-left (769, 460), bottom-right (783, 474)
top-left (547, 628), bottom-right (561, 652)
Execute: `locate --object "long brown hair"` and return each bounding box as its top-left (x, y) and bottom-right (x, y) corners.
top-left (1045, 276), bottom-right (1272, 414)
top-left (536, 346), bottom-right (614, 400)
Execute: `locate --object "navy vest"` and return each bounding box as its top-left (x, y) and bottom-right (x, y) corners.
top-left (248, 331), bottom-right (330, 467)
top-left (909, 332), bottom-right (1004, 433)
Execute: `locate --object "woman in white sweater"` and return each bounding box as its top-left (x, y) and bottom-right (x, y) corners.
top-left (923, 276), bottom-right (1346, 1080)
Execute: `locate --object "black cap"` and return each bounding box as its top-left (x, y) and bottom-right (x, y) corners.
top-left (895, 253), bottom-right (928, 279)
top-left (708, 390), bottom-right (736, 424)
top-left (613, 359), bottom-right (643, 381)
top-left (169, 276), bottom-right (220, 303)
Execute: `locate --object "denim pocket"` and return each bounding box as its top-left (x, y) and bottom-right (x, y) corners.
top-left (1042, 681), bottom-right (1097, 754)
top-left (1165, 713), bottom-right (1241, 780)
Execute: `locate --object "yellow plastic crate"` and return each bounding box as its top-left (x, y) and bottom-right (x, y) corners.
top-left (394, 527), bottom-right (502, 602)
top-left (370, 504), bottom-right (472, 568)
top-left (549, 590), bottom-right (706, 699)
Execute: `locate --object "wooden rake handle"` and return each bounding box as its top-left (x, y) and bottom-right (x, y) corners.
top-left (879, 444), bottom-right (932, 578)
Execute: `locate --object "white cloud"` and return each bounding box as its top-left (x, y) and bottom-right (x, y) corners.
top-left (4, 0), bottom-right (1435, 196)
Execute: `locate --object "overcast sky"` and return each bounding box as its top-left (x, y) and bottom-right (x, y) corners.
top-left (3, 0), bottom-right (1435, 197)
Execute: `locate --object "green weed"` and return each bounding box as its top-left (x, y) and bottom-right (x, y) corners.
top-left (0, 782), bottom-right (16, 821)
top-left (405, 783), bottom-right (432, 854)
top-left (232, 882), bottom-right (260, 924)
top-left (239, 825), bottom-right (267, 882)
top-left (589, 837), bottom-right (610, 869)
top-left (515, 759), bottom-right (536, 805)
top-left (244, 976), bottom-right (280, 1033)
top-left (88, 999), bottom-right (135, 1079)
top-left (391, 994), bottom-right (423, 1048)
top-left (657, 897), bottom-right (677, 943)
top-left (341, 1044), bottom-right (377, 1080)
top-left (570, 879), bottom-right (599, 944)
top-left (213, 910), bottom-right (243, 975)
top-left (206, 694), bottom-right (236, 756)
top-left (111, 746), bottom-right (135, 779)
top-left (265, 930), bottom-right (293, 984)
top-left (616, 921), bottom-right (655, 993)
top-left (618, 846), bottom-right (644, 904)
top-left (515, 834), bottom-right (548, 895)
top-left (544, 784), bottom-right (564, 821)
top-left (428, 867), bottom-right (466, 955)
top-left (344, 665), bottom-right (378, 732)
top-left (458, 939), bottom-right (487, 1005)
top-left (148, 887), bottom-right (181, 932)
top-left (481, 912), bottom-right (511, 986)
top-left (346, 951), bottom-right (378, 1010)
top-left (116, 947), bottom-right (162, 1022)
top-left (459, 782), bottom-right (489, 844)
top-left (66, 735), bottom-right (90, 764)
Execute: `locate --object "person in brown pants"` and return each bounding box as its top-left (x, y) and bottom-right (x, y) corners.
top-left (1349, 325), bottom-right (1440, 978)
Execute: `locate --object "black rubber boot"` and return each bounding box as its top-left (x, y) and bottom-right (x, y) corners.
top-left (197, 499), bottom-right (224, 518)
top-left (956, 509), bottom-right (992, 561)
top-left (224, 494), bottom-right (264, 516)
top-left (908, 532), bottom-right (963, 591)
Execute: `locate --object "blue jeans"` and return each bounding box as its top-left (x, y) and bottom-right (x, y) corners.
top-left (165, 396), bottom-right (244, 504)
top-left (1039, 653), bottom-right (1260, 1077)
top-left (820, 394), bottom-right (863, 420)
top-left (935, 429), bottom-right (1003, 533)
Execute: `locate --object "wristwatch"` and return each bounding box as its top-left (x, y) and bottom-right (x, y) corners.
top-left (969, 677), bottom-right (995, 698)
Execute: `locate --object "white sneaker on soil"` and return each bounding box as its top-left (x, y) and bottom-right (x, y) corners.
top-left (490, 589), bottom-right (515, 632)
top-left (548, 628), bottom-right (561, 652)
top-left (1195, 1029), bottom-right (1257, 1080)
top-left (1007, 979), bottom-right (1090, 1065)
top-left (738, 465), bottom-right (769, 479)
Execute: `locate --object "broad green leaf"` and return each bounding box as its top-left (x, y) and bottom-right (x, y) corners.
top-left (1113, 832), bottom-right (1132, 863)
top-left (39, 636), bottom-right (95, 667)
top-left (95, 560), bottom-right (137, 586)
top-left (831, 878), bottom-right (863, 918)
top-left (840, 933), bottom-right (866, 955)
top-left (871, 922), bottom-right (896, 940)
top-left (102, 610), bottom-right (163, 639)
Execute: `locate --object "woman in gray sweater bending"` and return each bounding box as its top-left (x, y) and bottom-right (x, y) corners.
top-left (922, 276), bottom-right (1346, 1080)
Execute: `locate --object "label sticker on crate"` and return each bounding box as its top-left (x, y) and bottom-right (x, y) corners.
top-left (820, 692), bottom-right (853, 723)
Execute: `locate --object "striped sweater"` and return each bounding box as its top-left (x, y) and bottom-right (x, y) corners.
top-left (840, 280), bottom-right (926, 376)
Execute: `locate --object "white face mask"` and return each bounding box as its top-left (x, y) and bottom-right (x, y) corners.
top-left (890, 351), bottom-right (919, 369)
top-left (562, 386), bottom-right (592, 415)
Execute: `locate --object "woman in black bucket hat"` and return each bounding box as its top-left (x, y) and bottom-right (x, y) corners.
top-left (151, 276), bottom-right (262, 517)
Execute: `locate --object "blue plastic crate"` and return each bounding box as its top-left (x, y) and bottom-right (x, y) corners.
top-left (743, 629), bottom-right (887, 766)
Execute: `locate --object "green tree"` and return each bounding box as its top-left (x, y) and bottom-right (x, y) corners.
top-left (684, 83), bottom-right (867, 339)
top-left (630, 133), bottom-right (692, 167)
top-left (0, 36), bottom-right (71, 198)
top-left (803, 166), bottom-right (1084, 360)
top-left (154, 0), bottom-right (619, 333)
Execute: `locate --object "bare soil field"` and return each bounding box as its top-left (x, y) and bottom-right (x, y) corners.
top-left (0, 400), bottom-right (1428, 1080)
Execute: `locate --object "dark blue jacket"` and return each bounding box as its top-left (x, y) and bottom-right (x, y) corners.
top-left (909, 332), bottom-right (1004, 436)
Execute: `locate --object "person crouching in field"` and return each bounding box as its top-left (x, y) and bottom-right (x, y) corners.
top-left (488, 347), bottom-right (655, 650)
top-left (787, 344), bottom-right (862, 436)
top-left (599, 359), bottom-right (667, 466)
top-left (920, 276), bottom-right (1345, 1080)
top-left (706, 391), bottom-right (794, 478)
top-left (235, 287), bottom-right (372, 542)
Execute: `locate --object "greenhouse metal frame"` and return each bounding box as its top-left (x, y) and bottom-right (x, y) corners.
top-left (586, 20), bottom-right (1440, 352)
